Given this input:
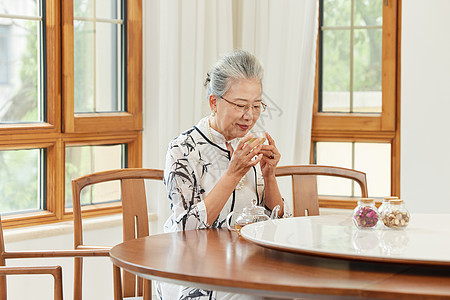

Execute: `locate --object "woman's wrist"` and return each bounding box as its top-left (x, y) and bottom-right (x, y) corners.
top-left (263, 173), bottom-right (277, 183)
top-left (225, 169), bottom-right (246, 185)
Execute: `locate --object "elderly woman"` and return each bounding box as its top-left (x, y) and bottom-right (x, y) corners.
top-left (158, 50), bottom-right (289, 300)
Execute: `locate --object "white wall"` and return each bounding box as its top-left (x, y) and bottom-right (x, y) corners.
top-left (401, 0), bottom-right (450, 213)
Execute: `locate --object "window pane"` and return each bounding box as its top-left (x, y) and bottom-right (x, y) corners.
top-left (0, 149), bottom-right (42, 213)
top-left (322, 30), bottom-right (350, 112)
top-left (73, 0), bottom-right (94, 18)
top-left (321, 0), bottom-right (383, 114)
top-left (73, 1), bottom-right (124, 113)
top-left (323, 0), bottom-right (351, 27)
top-left (74, 0), bottom-right (121, 19)
top-left (74, 20), bottom-right (94, 112)
top-left (353, 28), bottom-right (382, 113)
top-left (315, 142), bottom-right (353, 196)
top-left (355, 0), bottom-right (383, 27)
top-left (315, 142), bottom-right (390, 197)
top-left (354, 143), bottom-right (390, 197)
top-left (96, 0), bottom-right (121, 20)
top-left (96, 22), bottom-right (122, 111)
top-left (0, 15), bottom-right (43, 122)
top-left (0, 25), bottom-right (9, 84)
top-left (65, 144), bottom-right (124, 207)
top-left (0, 0), bottom-right (40, 17)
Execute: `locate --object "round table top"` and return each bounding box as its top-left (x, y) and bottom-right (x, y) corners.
top-left (110, 220), bottom-right (450, 299)
top-left (241, 214), bottom-right (450, 266)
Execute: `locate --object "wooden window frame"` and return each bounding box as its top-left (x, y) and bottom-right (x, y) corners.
top-left (1, 0), bottom-right (143, 229)
top-left (312, 0), bottom-right (401, 209)
top-left (62, 0), bottom-right (142, 133)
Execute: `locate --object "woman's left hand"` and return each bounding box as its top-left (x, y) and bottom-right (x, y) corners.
top-left (259, 132), bottom-right (281, 177)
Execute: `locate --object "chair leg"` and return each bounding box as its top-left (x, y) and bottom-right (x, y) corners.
top-left (73, 257), bottom-right (83, 300)
top-left (52, 266), bottom-right (64, 300)
top-left (143, 279), bottom-right (152, 300)
top-left (137, 277), bottom-right (143, 296)
top-left (0, 274), bottom-right (7, 300)
top-left (113, 265), bottom-right (123, 300)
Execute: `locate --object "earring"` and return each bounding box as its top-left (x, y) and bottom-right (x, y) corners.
top-left (211, 110), bottom-right (216, 117)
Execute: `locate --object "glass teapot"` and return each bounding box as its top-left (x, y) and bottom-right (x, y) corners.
top-left (226, 199), bottom-right (280, 233)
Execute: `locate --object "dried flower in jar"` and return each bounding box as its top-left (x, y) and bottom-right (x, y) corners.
top-left (382, 210), bottom-right (410, 228)
top-left (381, 199), bottom-right (410, 229)
top-left (353, 206), bottom-right (379, 228)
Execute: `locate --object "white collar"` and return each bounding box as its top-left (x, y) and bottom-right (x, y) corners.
top-left (197, 117), bottom-right (233, 146)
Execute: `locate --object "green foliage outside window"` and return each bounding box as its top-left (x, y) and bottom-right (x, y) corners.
top-left (0, 149), bottom-right (40, 213)
top-left (322, 0), bottom-right (382, 93)
top-left (0, 17), bottom-right (41, 213)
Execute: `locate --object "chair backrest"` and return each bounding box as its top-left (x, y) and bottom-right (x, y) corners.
top-left (72, 168), bottom-right (164, 299)
top-left (2, 217), bottom-right (63, 300)
top-left (1, 215), bottom-right (105, 300)
top-left (275, 165), bottom-right (368, 217)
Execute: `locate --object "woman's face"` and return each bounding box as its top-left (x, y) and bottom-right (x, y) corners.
top-left (210, 78), bottom-right (263, 141)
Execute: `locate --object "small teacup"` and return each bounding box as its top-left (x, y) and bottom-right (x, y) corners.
top-left (247, 130), bottom-right (266, 146)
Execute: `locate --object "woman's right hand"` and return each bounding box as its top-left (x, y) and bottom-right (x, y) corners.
top-left (226, 134), bottom-right (264, 178)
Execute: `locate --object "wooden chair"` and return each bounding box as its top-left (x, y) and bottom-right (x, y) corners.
top-left (72, 168), bottom-right (164, 300)
top-left (275, 165), bottom-right (368, 217)
top-left (0, 215), bottom-right (107, 300)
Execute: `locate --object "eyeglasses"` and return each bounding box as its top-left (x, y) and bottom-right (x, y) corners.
top-left (220, 97), bottom-right (267, 114)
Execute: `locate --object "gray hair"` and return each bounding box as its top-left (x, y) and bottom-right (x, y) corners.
top-left (204, 49), bottom-right (264, 100)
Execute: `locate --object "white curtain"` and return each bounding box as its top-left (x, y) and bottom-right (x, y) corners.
top-left (237, 0), bottom-right (319, 165)
top-left (143, 0), bottom-right (318, 231)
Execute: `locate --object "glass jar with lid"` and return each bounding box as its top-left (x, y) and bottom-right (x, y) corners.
top-left (352, 198), bottom-right (380, 229)
top-left (381, 199), bottom-right (410, 229)
top-left (378, 196), bottom-right (399, 216)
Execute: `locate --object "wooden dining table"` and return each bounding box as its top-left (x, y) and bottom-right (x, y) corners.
top-left (110, 215), bottom-right (450, 299)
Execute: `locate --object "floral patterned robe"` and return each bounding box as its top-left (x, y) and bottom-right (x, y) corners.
top-left (158, 117), bottom-right (288, 300)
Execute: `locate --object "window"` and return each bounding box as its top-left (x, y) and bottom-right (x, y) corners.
top-left (0, 148), bottom-right (44, 214)
top-left (0, 0), bottom-right (143, 228)
top-left (73, 0), bottom-right (125, 113)
top-left (312, 0), bottom-right (400, 208)
top-left (0, 2), bottom-right (43, 123)
top-left (65, 144), bottom-right (124, 207)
